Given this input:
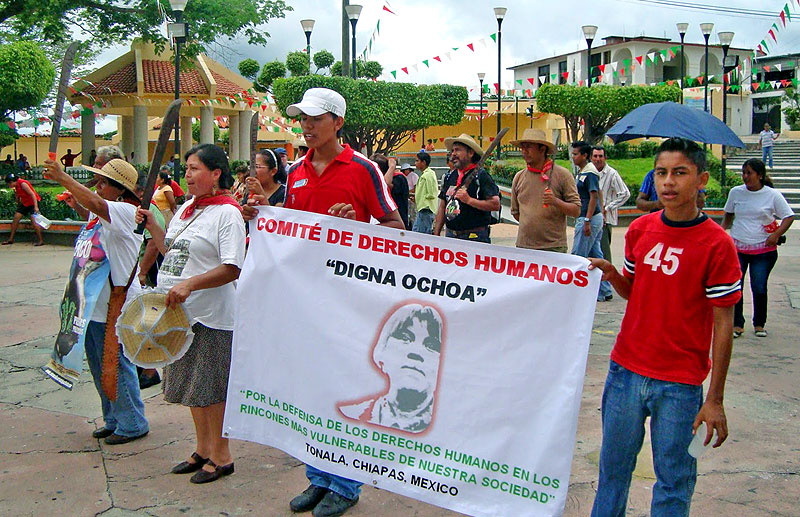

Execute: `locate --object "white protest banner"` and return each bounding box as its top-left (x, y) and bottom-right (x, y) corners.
top-left (224, 206), bottom-right (599, 517)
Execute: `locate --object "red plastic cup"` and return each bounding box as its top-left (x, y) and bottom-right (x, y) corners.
top-left (48, 152), bottom-right (57, 161)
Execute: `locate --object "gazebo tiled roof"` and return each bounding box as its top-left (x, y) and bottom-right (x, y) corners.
top-left (80, 60), bottom-right (245, 97)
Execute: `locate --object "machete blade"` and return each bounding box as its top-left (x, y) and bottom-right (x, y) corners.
top-left (49, 41), bottom-right (81, 158)
top-left (135, 98), bottom-right (183, 234)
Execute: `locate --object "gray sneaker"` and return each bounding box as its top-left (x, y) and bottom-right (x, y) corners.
top-left (311, 491), bottom-right (359, 517)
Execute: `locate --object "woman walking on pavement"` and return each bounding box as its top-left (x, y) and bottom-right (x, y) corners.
top-left (721, 158), bottom-right (794, 338)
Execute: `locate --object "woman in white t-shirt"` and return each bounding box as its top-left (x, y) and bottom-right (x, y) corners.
top-left (44, 158), bottom-right (150, 445)
top-left (138, 144), bottom-right (245, 484)
top-left (722, 158), bottom-right (794, 338)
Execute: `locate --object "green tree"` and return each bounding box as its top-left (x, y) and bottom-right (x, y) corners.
top-left (313, 50), bottom-right (335, 73)
top-left (536, 83), bottom-right (681, 144)
top-left (0, 0), bottom-right (291, 59)
top-left (0, 41), bottom-right (56, 146)
top-left (286, 51), bottom-right (310, 77)
top-left (191, 120), bottom-right (220, 143)
top-left (331, 61), bottom-right (343, 77)
top-left (272, 76), bottom-right (467, 155)
top-left (362, 61), bottom-right (383, 80)
top-left (238, 58), bottom-right (260, 80)
top-left (259, 60), bottom-right (287, 91)
top-left (0, 41), bottom-right (56, 120)
top-left (782, 87), bottom-right (800, 130)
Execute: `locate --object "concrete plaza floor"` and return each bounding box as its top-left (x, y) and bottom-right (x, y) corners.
top-left (1, 222), bottom-right (798, 516)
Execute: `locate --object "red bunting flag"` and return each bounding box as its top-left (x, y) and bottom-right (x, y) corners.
top-left (439, 137), bottom-right (445, 142)
top-left (402, 67), bottom-right (409, 74)
top-left (635, 56), bottom-right (643, 66)
top-left (527, 78), bottom-right (535, 85)
top-left (383, 5), bottom-right (396, 15)
top-left (769, 29), bottom-right (777, 43)
top-left (780, 9), bottom-right (787, 27)
top-left (433, 56), bottom-right (441, 62)
top-left (697, 76), bottom-right (705, 85)
top-left (562, 72), bottom-right (569, 80)
top-left (764, 65), bottom-right (771, 72)
top-left (411, 133), bottom-right (416, 142)
top-left (494, 83), bottom-right (499, 92)
top-left (753, 82), bottom-right (761, 91)
top-left (467, 43), bottom-right (475, 51)
top-left (598, 64), bottom-right (606, 73)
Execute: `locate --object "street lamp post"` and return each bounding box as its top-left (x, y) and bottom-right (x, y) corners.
top-left (582, 25), bottom-right (598, 143)
top-left (701, 22), bottom-right (714, 113)
top-left (718, 31), bottom-right (735, 189)
top-left (478, 72), bottom-right (485, 147)
top-left (345, 5), bottom-right (362, 79)
top-left (494, 7), bottom-right (507, 161)
top-left (168, 0), bottom-right (188, 181)
top-left (301, 19), bottom-right (315, 58)
top-left (582, 25), bottom-right (598, 88)
top-left (677, 22), bottom-right (688, 103)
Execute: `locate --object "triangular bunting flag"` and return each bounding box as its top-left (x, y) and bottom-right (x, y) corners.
top-left (490, 33), bottom-right (497, 42)
top-left (562, 72), bottom-right (569, 80)
top-left (494, 83), bottom-right (499, 92)
top-left (635, 56), bottom-right (643, 66)
top-left (516, 79), bottom-right (523, 85)
top-left (539, 76), bottom-right (546, 84)
top-left (752, 82), bottom-right (760, 91)
top-left (383, 5), bottom-right (396, 14)
top-left (764, 65), bottom-right (771, 72)
top-left (412, 64), bottom-right (418, 72)
top-left (433, 56), bottom-right (441, 62)
top-left (422, 60), bottom-right (429, 67)
top-left (776, 64), bottom-right (783, 71)
top-left (402, 67), bottom-right (408, 74)
top-left (787, 4), bottom-right (793, 22)
top-left (769, 29), bottom-right (777, 43)
top-left (780, 9), bottom-right (787, 27)
top-left (527, 78), bottom-right (535, 85)
top-left (445, 51), bottom-right (452, 60)
top-left (479, 38), bottom-right (487, 47)
top-left (467, 43), bottom-right (475, 51)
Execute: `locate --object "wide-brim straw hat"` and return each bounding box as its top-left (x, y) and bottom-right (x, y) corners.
top-left (509, 128), bottom-right (556, 152)
top-left (445, 133), bottom-right (483, 157)
top-left (84, 158), bottom-right (139, 194)
top-left (116, 291), bottom-right (194, 368)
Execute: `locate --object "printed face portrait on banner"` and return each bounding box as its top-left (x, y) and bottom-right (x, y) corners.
top-left (338, 302), bottom-right (445, 434)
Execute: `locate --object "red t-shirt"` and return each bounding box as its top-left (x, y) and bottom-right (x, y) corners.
top-left (284, 145), bottom-right (397, 222)
top-left (15, 179), bottom-right (41, 207)
top-left (170, 180), bottom-right (185, 197)
top-left (611, 212), bottom-right (742, 385)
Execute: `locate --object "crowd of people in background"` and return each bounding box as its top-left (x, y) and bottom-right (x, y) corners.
top-left (2, 84), bottom-right (796, 517)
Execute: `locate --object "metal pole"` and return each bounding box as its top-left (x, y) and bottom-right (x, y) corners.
top-left (173, 9), bottom-right (182, 181)
top-left (350, 19), bottom-right (357, 79)
top-left (721, 45), bottom-right (729, 188)
top-left (342, 0), bottom-right (350, 77)
top-left (680, 34), bottom-right (685, 104)
top-left (703, 34), bottom-right (710, 112)
top-left (515, 95), bottom-right (519, 139)
top-left (306, 32), bottom-right (312, 57)
top-left (496, 18), bottom-right (503, 161)
top-left (479, 79), bottom-right (484, 146)
top-left (586, 40), bottom-right (593, 88)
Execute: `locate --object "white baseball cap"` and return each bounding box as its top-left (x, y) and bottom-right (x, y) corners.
top-left (286, 88), bottom-right (346, 118)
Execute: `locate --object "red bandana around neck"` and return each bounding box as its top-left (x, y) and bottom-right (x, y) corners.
top-left (456, 164), bottom-right (478, 187)
top-left (180, 191), bottom-right (241, 219)
top-left (527, 160), bottom-right (553, 182)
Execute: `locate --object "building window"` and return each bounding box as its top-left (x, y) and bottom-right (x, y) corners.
top-left (558, 61), bottom-right (567, 84)
top-left (603, 51), bottom-right (611, 64)
top-left (538, 64), bottom-right (550, 86)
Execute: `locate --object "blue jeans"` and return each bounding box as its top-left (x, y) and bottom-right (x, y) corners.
top-left (572, 213), bottom-right (613, 300)
top-left (734, 250), bottom-right (778, 329)
top-left (762, 146), bottom-right (773, 168)
top-left (85, 321), bottom-right (149, 437)
top-left (412, 208), bottom-right (434, 234)
top-left (306, 464), bottom-right (362, 499)
top-left (592, 361), bottom-right (702, 517)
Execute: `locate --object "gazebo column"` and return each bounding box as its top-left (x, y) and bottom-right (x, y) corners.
top-left (81, 110), bottom-right (95, 165)
top-left (200, 106), bottom-right (214, 144)
top-left (133, 105), bottom-right (148, 164)
top-left (228, 112), bottom-right (240, 161)
top-left (121, 116), bottom-right (134, 161)
top-left (239, 110), bottom-right (253, 161)
top-left (180, 116), bottom-right (192, 157)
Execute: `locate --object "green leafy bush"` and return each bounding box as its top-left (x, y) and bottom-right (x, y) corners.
top-left (1, 190), bottom-right (77, 220)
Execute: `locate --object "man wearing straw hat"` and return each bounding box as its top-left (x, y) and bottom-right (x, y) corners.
top-left (509, 129), bottom-right (580, 253)
top-left (433, 134), bottom-right (500, 243)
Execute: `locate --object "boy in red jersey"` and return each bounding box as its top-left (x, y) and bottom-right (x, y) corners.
top-left (588, 138), bottom-right (742, 516)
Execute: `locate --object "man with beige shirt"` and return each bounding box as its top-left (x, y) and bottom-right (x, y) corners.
top-left (510, 129), bottom-right (580, 252)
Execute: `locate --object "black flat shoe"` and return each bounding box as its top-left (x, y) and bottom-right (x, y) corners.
top-left (189, 460), bottom-right (234, 484)
top-left (139, 372), bottom-right (161, 390)
top-left (171, 452), bottom-right (208, 474)
top-left (312, 491), bottom-right (359, 517)
top-left (104, 431), bottom-right (148, 445)
top-left (92, 428), bottom-right (114, 439)
top-left (290, 485), bottom-right (329, 512)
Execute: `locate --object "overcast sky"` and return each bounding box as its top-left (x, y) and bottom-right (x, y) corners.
top-left (92, 0), bottom-right (800, 99)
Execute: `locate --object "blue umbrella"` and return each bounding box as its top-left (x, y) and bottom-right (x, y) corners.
top-left (606, 101), bottom-right (745, 148)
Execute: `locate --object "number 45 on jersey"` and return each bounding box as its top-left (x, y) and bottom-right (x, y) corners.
top-left (643, 243), bottom-right (683, 275)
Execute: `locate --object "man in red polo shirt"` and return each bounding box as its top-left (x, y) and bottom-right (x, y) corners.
top-left (244, 88), bottom-right (402, 517)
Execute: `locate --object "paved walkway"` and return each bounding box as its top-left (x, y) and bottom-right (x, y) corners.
top-left (1, 223), bottom-right (798, 516)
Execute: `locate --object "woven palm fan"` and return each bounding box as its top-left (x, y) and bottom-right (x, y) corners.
top-left (116, 291), bottom-right (194, 368)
